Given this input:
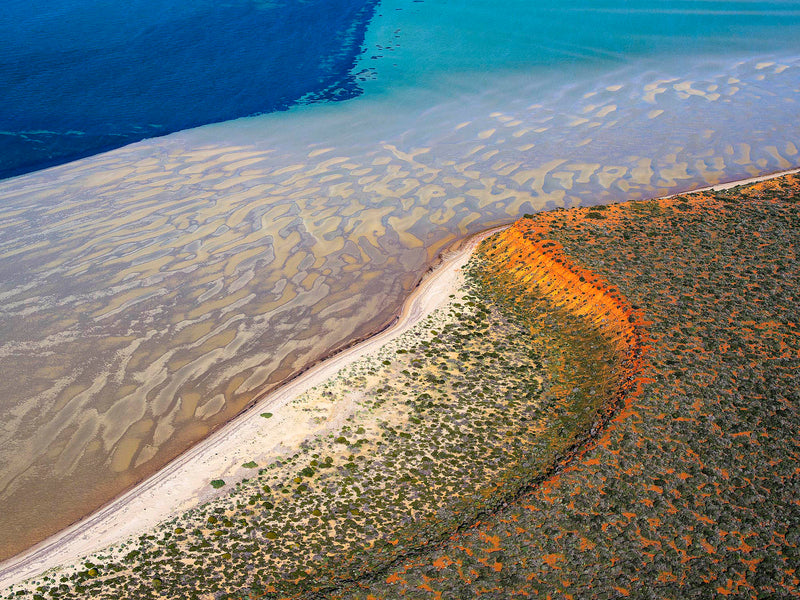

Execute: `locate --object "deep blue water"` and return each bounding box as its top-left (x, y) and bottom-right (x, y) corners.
top-left (0, 0), bottom-right (378, 179)
top-left (3, 0), bottom-right (800, 180)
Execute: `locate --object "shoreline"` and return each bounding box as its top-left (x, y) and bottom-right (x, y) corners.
top-left (660, 166), bottom-right (800, 198)
top-left (1, 165), bottom-right (798, 590)
top-left (0, 224), bottom-right (505, 591)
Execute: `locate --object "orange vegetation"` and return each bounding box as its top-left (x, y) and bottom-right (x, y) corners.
top-left (353, 174), bottom-right (800, 599)
top-left (478, 214), bottom-right (651, 466)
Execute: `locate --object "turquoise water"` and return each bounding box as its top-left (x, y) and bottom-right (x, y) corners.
top-left (3, 0), bottom-right (799, 179)
top-left (1, 0), bottom-right (800, 563)
top-left (359, 0), bottom-right (800, 92)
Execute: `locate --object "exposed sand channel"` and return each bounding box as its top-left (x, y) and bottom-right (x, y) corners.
top-left (0, 227), bottom-right (504, 590)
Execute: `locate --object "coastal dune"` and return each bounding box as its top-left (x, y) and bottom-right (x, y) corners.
top-left (368, 173), bottom-right (800, 598)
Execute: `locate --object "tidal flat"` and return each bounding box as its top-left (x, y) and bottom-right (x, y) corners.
top-left (1, 55), bottom-right (799, 559)
top-left (2, 173), bottom-right (797, 600)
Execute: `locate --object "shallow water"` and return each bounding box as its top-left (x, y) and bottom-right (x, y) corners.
top-left (1, 0), bottom-right (800, 561)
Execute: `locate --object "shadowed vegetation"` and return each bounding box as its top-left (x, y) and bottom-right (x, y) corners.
top-left (347, 175), bottom-right (800, 599)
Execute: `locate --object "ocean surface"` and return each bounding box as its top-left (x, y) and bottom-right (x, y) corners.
top-left (0, 0), bottom-right (380, 179)
top-left (4, 0), bottom-right (800, 179)
top-left (1, 0), bottom-right (800, 561)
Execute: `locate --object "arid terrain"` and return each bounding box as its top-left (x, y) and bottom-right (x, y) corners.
top-left (352, 174), bottom-right (800, 598)
top-left (1, 175), bottom-right (798, 599)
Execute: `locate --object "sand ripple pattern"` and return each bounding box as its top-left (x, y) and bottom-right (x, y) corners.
top-left (0, 55), bottom-right (798, 559)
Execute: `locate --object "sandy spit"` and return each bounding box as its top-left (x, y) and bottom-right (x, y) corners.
top-left (662, 166), bottom-right (800, 197)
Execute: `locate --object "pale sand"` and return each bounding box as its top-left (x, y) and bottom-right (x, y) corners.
top-left (0, 226), bottom-right (504, 590)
